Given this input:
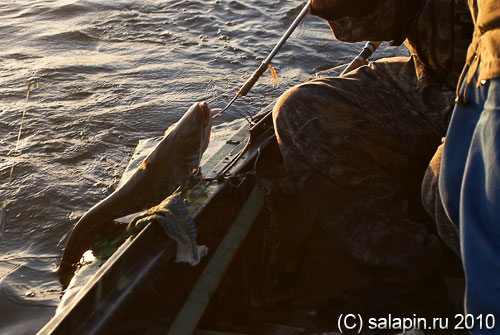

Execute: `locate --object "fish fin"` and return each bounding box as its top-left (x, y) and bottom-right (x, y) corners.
top-left (164, 123), bottom-right (177, 136)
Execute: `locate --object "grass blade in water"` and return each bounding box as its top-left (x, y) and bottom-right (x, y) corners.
top-left (1, 202), bottom-right (6, 237)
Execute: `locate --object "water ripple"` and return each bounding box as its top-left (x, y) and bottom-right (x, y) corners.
top-left (0, 1), bottom-right (408, 332)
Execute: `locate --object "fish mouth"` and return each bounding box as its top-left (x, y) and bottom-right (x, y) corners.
top-left (199, 101), bottom-right (211, 127)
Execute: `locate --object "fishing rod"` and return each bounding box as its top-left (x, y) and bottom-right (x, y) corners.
top-left (341, 41), bottom-right (381, 76)
top-left (204, 40), bottom-right (382, 184)
top-left (213, 0), bottom-right (312, 119)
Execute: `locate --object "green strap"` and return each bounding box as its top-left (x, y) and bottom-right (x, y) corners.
top-left (168, 181), bottom-right (270, 335)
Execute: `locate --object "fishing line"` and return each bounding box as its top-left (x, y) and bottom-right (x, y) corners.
top-left (206, 90), bottom-right (232, 105)
top-left (187, 135), bottom-right (252, 205)
top-left (212, 94), bottom-right (238, 119)
top-left (1, 81), bottom-right (38, 234)
top-left (210, 92), bottom-right (254, 125)
top-left (190, 0), bottom-right (313, 205)
top-left (212, 1), bottom-right (312, 120)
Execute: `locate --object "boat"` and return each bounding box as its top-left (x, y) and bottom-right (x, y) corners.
top-left (36, 55), bottom-right (465, 333)
top-left (37, 100), bottom-right (365, 334)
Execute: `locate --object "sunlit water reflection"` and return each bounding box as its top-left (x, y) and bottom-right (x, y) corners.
top-left (0, 0), bottom-right (407, 332)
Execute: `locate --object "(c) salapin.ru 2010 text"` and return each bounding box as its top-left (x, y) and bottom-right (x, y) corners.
top-left (337, 313), bottom-right (496, 333)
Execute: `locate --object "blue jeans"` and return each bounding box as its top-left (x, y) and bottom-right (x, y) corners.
top-left (439, 71), bottom-right (500, 327)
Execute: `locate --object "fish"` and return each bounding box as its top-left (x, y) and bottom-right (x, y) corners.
top-left (57, 102), bottom-right (213, 285)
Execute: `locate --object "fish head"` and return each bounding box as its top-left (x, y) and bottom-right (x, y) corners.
top-left (198, 101), bottom-right (213, 153)
top-left (174, 101), bottom-right (213, 171)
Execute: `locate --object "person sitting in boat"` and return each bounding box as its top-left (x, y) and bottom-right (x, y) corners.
top-left (273, 0), bottom-right (473, 316)
top-left (434, 0), bottom-right (500, 329)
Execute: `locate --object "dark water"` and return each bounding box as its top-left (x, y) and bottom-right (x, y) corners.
top-left (0, 1), bottom-right (406, 333)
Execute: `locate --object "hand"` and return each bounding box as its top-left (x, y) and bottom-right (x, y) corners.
top-left (310, 0), bottom-right (378, 20)
top-left (311, 0), bottom-right (338, 13)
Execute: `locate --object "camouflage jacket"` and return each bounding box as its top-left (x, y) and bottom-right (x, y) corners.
top-left (465, 0), bottom-right (500, 84)
top-left (326, 0), bottom-right (473, 90)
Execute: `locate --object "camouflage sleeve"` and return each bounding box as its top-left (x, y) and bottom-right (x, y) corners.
top-left (326, 0), bottom-right (424, 44)
top-left (421, 141), bottom-right (460, 257)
